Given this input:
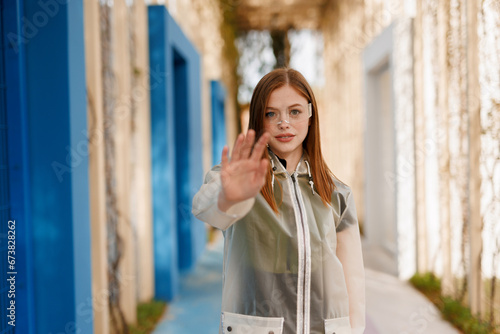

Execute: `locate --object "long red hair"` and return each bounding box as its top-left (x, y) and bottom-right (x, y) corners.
top-left (248, 68), bottom-right (339, 213)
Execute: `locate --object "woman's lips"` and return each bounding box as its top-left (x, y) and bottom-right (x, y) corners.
top-left (275, 134), bottom-right (295, 142)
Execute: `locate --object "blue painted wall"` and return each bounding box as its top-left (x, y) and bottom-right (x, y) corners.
top-left (210, 80), bottom-right (227, 166)
top-left (148, 5), bottom-right (205, 301)
top-left (0, 2), bottom-right (17, 333)
top-left (2, 1), bottom-right (93, 332)
top-left (2, 1), bottom-right (35, 333)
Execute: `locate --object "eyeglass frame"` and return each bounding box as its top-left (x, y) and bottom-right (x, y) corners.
top-left (263, 103), bottom-right (313, 125)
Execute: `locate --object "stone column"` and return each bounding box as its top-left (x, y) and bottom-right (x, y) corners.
top-left (466, 0), bottom-right (483, 316)
top-left (84, 1), bottom-right (111, 332)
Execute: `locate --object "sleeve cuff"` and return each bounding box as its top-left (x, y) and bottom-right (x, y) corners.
top-left (223, 196), bottom-right (256, 217)
top-left (192, 173), bottom-right (255, 231)
top-left (198, 195), bottom-right (255, 231)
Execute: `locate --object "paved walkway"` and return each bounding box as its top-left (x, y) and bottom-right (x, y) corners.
top-left (153, 231), bottom-right (459, 334)
top-left (364, 268), bottom-right (459, 333)
top-left (152, 236), bottom-right (224, 333)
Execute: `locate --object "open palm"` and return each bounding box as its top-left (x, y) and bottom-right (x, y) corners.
top-left (218, 130), bottom-right (270, 212)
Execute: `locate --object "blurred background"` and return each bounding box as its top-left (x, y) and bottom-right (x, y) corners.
top-left (0, 0), bottom-right (498, 333)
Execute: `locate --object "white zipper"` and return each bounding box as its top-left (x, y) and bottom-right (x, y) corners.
top-left (294, 173), bottom-right (312, 333)
top-left (288, 170), bottom-right (311, 334)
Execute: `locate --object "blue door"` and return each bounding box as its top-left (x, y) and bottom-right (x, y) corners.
top-left (148, 5), bottom-right (205, 301)
top-left (0, 2), bottom-right (16, 332)
top-left (1, 1), bottom-right (93, 332)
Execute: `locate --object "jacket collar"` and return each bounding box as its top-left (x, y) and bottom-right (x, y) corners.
top-left (267, 147), bottom-right (311, 176)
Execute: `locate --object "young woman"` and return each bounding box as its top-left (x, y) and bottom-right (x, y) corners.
top-left (192, 68), bottom-right (365, 334)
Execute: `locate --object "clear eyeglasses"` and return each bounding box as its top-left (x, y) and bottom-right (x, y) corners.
top-left (264, 103), bottom-right (312, 125)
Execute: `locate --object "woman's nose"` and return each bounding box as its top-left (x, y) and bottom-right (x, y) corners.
top-left (277, 120), bottom-right (290, 129)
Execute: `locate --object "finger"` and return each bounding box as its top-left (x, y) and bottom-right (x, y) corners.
top-left (250, 132), bottom-right (270, 160)
top-left (220, 145), bottom-right (229, 170)
top-left (231, 133), bottom-right (244, 161)
top-left (240, 129), bottom-right (255, 159)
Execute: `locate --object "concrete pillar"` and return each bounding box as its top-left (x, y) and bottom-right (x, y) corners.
top-left (437, 0), bottom-right (453, 296)
top-left (393, 17), bottom-right (417, 279)
top-left (131, 0), bottom-right (155, 303)
top-left (413, 0), bottom-right (429, 274)
top-left (114, 0), bottom-right (137, 324)
top-left (84, 1), bottom-right (111, 332)
top-left (466, 0), bottom-right (483, 316)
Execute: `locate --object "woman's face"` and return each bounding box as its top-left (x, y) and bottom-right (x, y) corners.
top-left (263, 85), bottom-right (310, 160)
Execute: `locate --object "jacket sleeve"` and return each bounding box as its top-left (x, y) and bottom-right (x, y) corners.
top-left (336, 188), bottom-right (366, 334)
top-left (192, 165), bottom-right (255, 231)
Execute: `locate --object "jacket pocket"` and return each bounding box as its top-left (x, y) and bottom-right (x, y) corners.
top-left (324, 316), bottom-right (351, 334)
top-left (221, 311), bottom-right (284, 334)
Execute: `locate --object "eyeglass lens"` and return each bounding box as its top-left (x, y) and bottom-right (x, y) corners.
top-left (265, 103), bottom-right (312, 124)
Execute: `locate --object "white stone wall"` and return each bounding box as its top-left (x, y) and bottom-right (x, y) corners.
top-left (321, 0), bottom-right (499, 320)
top-left (84, 1), bottom-right (237, 332)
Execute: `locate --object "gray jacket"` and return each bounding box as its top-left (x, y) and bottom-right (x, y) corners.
top-left (192, 150), bottom-right (365, 334)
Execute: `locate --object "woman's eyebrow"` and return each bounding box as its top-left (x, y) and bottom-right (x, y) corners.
top-left (266, 103), bottom-right (303, 110)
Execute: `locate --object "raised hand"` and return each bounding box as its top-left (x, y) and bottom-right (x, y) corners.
top-left (218, 129), bottom-right (271, 212)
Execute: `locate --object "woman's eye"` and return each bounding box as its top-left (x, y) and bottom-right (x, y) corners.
top-left (265, 112), bottom-right (276, 118)
top-left (290, 109), bottom-right (301, 116)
